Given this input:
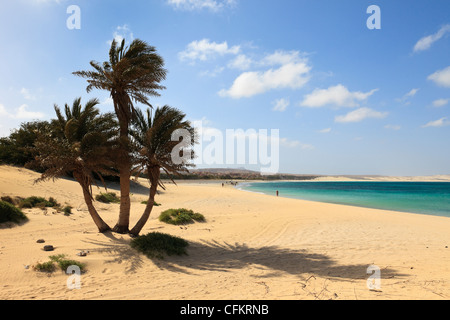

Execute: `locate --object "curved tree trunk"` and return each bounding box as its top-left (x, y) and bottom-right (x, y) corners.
top-left (129, 168), bottom-right (159, 236)
top-left (74, 174), bottom-right (111, 233)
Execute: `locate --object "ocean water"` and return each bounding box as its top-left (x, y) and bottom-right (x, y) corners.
top-left (240, 181), bottom-right (450, 218)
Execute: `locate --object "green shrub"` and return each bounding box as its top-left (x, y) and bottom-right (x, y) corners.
top-left (34, 255), bottom-right (85, 273)
top-left (130, 232), bottom-right (189, 259)
top-left (159, 208), bottom-right (205, 225)
top-left (141, 200), bottom-right (161, 206)
top-left (95, 192), bottom-right (120, 204)
top-left (18, 196), bottom-right (59, 209)
top-left (62, 206), bottom-right (73, 216)
top-left (50, 255), bottom-right (85, 273)
top-left (0, 196), bottom-right (15, 205)
top-left (34, 261), bottom-right (56, 273)
top-left (0, 201), bottom-right (28, 224)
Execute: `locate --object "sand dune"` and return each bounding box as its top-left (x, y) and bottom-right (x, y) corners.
top-left (0, 165), bottom-right (449, 300)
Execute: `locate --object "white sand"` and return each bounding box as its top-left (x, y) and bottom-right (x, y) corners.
top-left (0, 165), bottom-right (449, 300)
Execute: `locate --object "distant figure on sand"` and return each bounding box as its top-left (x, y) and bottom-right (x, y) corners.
top-left (276, 190), bottom-right (279, 197)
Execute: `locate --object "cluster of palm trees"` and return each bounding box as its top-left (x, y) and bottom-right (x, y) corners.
top-left (33, 39), bottom-right (196, 236)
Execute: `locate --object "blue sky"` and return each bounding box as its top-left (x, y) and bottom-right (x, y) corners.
top-left (1, 0), bottom-right (450, 176)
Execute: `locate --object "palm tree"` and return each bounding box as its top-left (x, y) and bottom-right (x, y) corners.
top-left (129, 106), bottom-right (196, 236)
top-left (32, 98), bottom-right (118, 233)
top-left (73, 39), bottom-right (167, 234)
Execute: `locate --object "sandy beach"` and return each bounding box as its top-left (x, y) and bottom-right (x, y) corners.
top-left (0, 165), bottom-right (449, 300)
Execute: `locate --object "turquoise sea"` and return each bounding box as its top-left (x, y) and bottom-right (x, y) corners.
top-left (240, 181), bottom-right (450, 218)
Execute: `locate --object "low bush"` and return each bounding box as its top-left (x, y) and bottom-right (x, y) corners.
top-left (159, 208), bottom-right (205, 226)
top-left (140, 200), bottom-right (161, 206)
top-left (61, 206), bottom-right (73, 216)
top-left (130, 232), bottom-right (189, 259)
top-left (18, 196), bottom-right (59, 209)
top-left (0, 201), bottom-right (28, 224)
top-left (95, 192), bottom-right (120, 204)
top-left (34, 254), bottom-right (85, 273)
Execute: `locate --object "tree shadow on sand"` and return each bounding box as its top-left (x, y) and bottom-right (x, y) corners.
top-left (82, 234), bottom-right (407, 283)
top-left (81, 232), bottom-right (145, 274)
top-left (164, 240), bottom-right (407, 282)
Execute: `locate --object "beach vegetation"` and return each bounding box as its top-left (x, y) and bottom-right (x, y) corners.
top-left (34, 254), bottom-right (85, 273)
top-left (95, 192), bottom-right (120, 204)
top-left (130, 232), bottom-right (189, 259)
top-left (61, 206), bottom-right (73, 216)
top-left (18, 196), bottom-right (59, 209)
top-left (0, 201), bottom-right (28, 224)
top-left (141, 200), bottom-right (161, 206)
top-left (73, 38), bottom-right (167, 234)
top-left (159, 208), bottom-right (205, 226)
top-left (0, 120), bottom-right (49, 170)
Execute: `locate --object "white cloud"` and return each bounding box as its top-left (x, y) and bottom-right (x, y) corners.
top-left (428, 66), bottom-right (450, 88)
top-left (422, 117), bottom-right (450, 128)
top-left (384, 124), bottom-right (401, 130)
top-left (20, 88), bottom-right (36, 101)
top-left (167, 0), bottom-right (237, 12)
top-left (396, 88), bottom-right (419, 105)
top-left (108, 25), bottom-right (134, 45)
top-left (179, 39), bottom-right (240, 62)
top-left (15, 105), bottom-right (45, 119)
top-left (433, 98), bottom-right (449, 107)
top-left (0, 104), bottom-right (44, 120)
top-left (199, 66), bottom-right (225, 77)
top-left (228, 54), bottom-right (253, 70)
top-left (272, 98), bottom-right (289, 112)
top-left (319, 128), bottom-right (332, 134)
top-left (280, 138), bottom-right (313, 150)
top-left (414, 25), bottom-right (450, 52)
top-left (335, 107), bottom-right (388, 123)
top-left (219, 51), bottom-right (311, 99)
top-left (101, 97), bottom-right (114, 106)
top-left (300, 84), bottom-right (378, 108)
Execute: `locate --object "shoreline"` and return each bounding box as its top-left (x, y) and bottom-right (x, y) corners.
top-left (236, 180), bottom-right (450, 219)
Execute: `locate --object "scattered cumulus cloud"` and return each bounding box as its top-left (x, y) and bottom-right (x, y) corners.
top-left (108, 25), bottom-right (134, 45)
top-left (433, 98), bottom-right (449, 107)
top-left (319, 128), bottom-right (332, 134)
top-left (422, 117), bottom-right (450, 128)
top-left (414, 24), bottom-right (450, 52)
top-left (300, 84), bottom-right (378, 108)
top-left (335, 107), bottom-right (388, 123)
top-left (219, 51), bottom-right (311, 99)
top-left (228, 54), bottom-right (253, 70)
top-left (428, 66), bottom-right (450, 88)
top-left (0, 103), bottom-right (44, 120)
top-left (167, 0), bottom-right (237, 12)
top-left (272, 98), bottom-right (289, 112)
top-left (384, 124), bottom-right (401, 130)
top-left (20, 88), bottom-right (36, 101)
top-left (179, 39), bottom-right (240, 63)
top-left (396, 88), bottom-right (419, 105)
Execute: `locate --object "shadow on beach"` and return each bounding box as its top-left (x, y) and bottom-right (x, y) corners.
top-left (82, 234), bottom-right (406, 282)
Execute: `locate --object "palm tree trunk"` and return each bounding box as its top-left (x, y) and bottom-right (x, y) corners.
top-left (74, 174), bottom-right (111, 233)
top-left (113, 119), bottom-right (132, 234)
top-left (113, 163), bottom-right (131, 234)
top-left (129, 169), bottom-right (159, 236)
